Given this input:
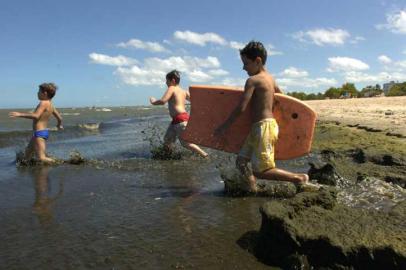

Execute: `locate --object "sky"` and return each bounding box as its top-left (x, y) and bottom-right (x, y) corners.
top-left (1, 0), bottom-right (406, 108)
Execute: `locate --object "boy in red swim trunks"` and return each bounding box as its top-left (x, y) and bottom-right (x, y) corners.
top-left (150, 70), bottom-right (208, 157)
top-left (9, 83), bottom-right (63, 164)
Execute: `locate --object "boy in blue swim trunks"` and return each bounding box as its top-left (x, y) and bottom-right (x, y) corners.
top-left (9, 83), bottom-right (63, 164)
top-left (215, 41), bottom-right (309, 192)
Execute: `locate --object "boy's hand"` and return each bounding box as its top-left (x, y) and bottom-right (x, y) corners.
top-left (9, 112), bottom-right (21, 118)
top-left (149, 97), bottom-right (156, 104)
top-left (57, 124), bottom-right (64, 130)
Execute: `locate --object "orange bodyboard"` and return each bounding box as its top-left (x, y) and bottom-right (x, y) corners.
top-left (181, 85), bottom-right (317, 160)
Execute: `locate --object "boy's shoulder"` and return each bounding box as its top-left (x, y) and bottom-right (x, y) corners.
top-left (38, 100), bottom-right (53, 110)
top-left (246, 71), bottom-right (274, 86)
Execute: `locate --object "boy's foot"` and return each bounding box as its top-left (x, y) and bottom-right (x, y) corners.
top-left (296, 174), bottom-right (321, 192)
top-left (39, 157), bottom-right (58, 165)
top-left (247, 178), bottom-right (258, 193)
top-left (300, 174), bottom-right (309, 184)
top-left (298, 182), bottom-right (321, 192)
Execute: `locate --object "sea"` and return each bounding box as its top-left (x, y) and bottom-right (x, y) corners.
top-left (0, 106), bottom-right (404, 269)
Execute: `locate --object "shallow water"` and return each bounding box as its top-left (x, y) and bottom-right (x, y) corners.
top-left (0, 106), bottom-right (404, 269)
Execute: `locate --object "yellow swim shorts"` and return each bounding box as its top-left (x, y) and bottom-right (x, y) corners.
top-left (238, 118), bottom-right (279, 172)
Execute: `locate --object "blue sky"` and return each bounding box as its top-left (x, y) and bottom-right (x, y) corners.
top-left (1, 0), bottom-right (406, 108)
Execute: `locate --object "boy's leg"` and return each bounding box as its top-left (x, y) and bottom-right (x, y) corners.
top-left (34, 137), bottom-right (55, 163)
top-left (236, 156), bottom-right (257, 192)
top-left (24, 138), bottom-right (35, 160)
top-left (253, 168), bottom-right (309, 184)
top-left (177, 121), bottom-right (208, 157)
top-left (180, 141), bottom-right (208, 157)
top-left (163, 124), bottom-right (177, 153)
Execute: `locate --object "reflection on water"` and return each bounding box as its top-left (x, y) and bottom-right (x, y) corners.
top-left (31, 166), bottom-right (64, 227)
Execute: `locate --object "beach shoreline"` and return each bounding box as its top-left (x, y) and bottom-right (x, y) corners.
top-left (305, 96), bottom-right (406, 137)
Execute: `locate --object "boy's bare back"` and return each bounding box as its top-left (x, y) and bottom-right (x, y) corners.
top-left (246, 71), bottom-right (279, 123)
top-left (167, 86), bottom-right (188, 118)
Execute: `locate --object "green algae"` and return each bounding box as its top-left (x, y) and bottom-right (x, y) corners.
top-left (311, 121), bottom-right (406, 187)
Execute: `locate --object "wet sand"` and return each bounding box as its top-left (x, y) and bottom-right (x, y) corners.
top-left (306, 96), bottom-right (406, 137)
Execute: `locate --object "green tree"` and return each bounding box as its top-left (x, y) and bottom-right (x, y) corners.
top-left (387, 82), bottom-right (406, 96)
top-left (324, 87), bottom-right (341, 99)
top-left (341, 83), bottom-right (358, 97)
top-left (360, 85), bottom-right (383, 97)
top-left (288, 91), bottom-right (307, 100)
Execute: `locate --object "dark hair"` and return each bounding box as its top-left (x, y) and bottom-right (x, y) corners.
top-left (240, 41), bottom-right (267, 65)
top-left (166, 70), bottom-right (181, 84)
top-left (39, 83), bottom-right (58, 99)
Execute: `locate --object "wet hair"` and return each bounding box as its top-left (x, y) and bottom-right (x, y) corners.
top-left (39, 82), bottom-right (58, 99)
top-left (240, 41), bottom-right (267, 65)
top-left (166, 70), bottom-right (181, 84)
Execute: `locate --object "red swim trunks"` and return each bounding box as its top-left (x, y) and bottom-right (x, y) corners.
top-left (171, 112), bottom-right (190, 125)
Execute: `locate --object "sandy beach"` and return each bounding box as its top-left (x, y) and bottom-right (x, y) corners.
top-left (306, 96), bottom-right (406, 137)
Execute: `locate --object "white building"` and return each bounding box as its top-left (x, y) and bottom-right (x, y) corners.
top-left (383, 81), bottom-right (397, 95)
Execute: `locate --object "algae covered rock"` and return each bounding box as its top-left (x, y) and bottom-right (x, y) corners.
top-left (256, 190), bottom-right (406, 269)
top-left (221, 168), bottom-right (297, 198)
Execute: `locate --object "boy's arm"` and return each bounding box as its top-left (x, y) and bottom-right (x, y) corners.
top-left (150, 87), bottom-right (174, 105)
top-left (9, 101), bottom-right (47, 120)
top-left (186, 90), bottom-right (191, 101)
top-left (52, 107), bottom-right (63, 130)
top-left (214, 79), bottom-right (255, 135)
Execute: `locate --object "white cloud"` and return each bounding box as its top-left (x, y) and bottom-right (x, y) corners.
top-left (173, 30), bottom-right (227, 46)
top-left (378, 55), bottom-right (392, 64)
top-left (89, 53), bottom-right (138, 66)
top-left (187, 70), bottom-right (213, 82)
top-left (117, 39), bottom-right (168, 53)
top-left (376, 10), bottom-right (406, 34)
top-left (218, 77), bottom-right (246, 88)
top-left (327, 57), bottom-right (369, 72)
top-left (280, 67), bottom-right (308, 78)
top-left (395, 60), bottom-right (406, 69)
top-left (113, 55), bottom-right (227, 86)
top-left (277, 77), bottom-right (338, 90)
top-left (277, 66), bottom-right (337, 90)
top-left (144, 56), bottom-right (220, 72)
top-left (292, 28), bottom-right (350, 46)
top-left (350, 36), bottom-right (366, 44)
top-left (339, 56), bottom-right (406, 84)
top-left (342, 71), bottom-right (406, 83)
top-left (229, 41), bottom-right (245, 50)
top-left (116, 66), bottom-right (165, 86)
top-left (267, 43), bottom-right (283, 56)
top-left (208, 69), bottom-right (229, 76)
top-left (229, 41), bottom-right (282, 56)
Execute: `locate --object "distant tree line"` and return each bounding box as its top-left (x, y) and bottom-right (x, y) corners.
top-left (286, 81), bottom-right (406, 100)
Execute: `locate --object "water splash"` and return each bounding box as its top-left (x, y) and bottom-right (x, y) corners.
top-left (338, 177), bottom-right (406, 211)
top-left (141, 123), bottom-right (182, 160)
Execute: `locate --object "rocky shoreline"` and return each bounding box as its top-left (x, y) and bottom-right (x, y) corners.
top-left (257, 189), bottom-right (405, 269)
top-left (225, 121), bottom-right (406, 269)
top-left (225, 118), bottom-right (406, 269)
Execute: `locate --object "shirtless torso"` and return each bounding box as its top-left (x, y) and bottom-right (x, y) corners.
top-left (247, 72), bottom-right (279, 123)
top-left (33, 101), bottom-right (54, 131)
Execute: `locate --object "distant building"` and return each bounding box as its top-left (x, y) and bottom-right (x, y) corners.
top-left (383, 81), bottom-right (397, 95)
